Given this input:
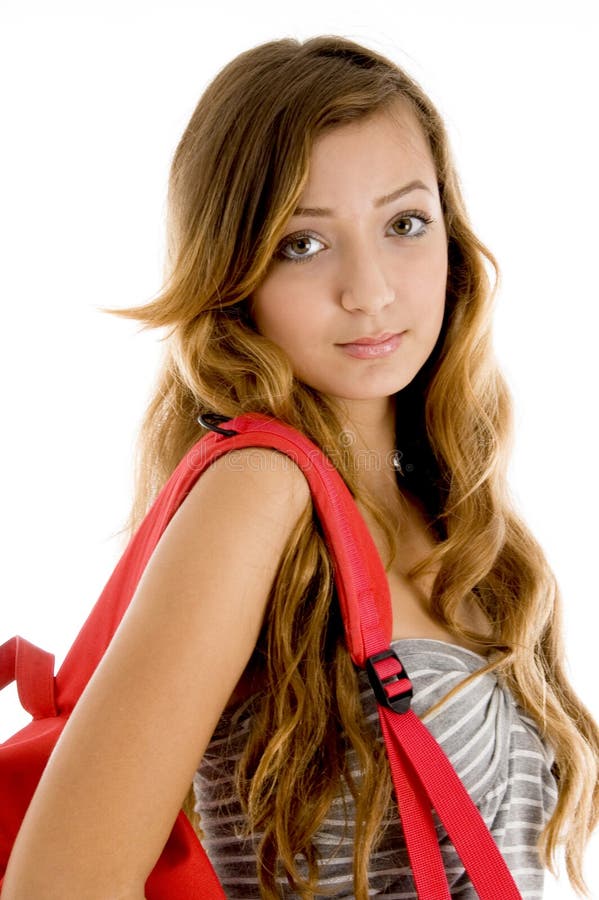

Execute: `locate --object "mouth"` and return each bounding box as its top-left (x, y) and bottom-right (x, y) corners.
top-left (336, 331), bottom-right (406, 359)
top-left (337, 331), bottom-right (405, 346)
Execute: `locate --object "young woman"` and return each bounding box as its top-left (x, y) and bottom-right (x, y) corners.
top-left (3, 35), bottom-right (598, 900)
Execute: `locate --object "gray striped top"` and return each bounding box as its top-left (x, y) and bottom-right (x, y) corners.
top-left (193, 638), bottom-right (558, 898)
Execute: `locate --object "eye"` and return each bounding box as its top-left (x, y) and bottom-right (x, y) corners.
top-left (388, 210), bottom-right (434, 239)
top-left (274, 209), bottom-right (435, 266)
top-left (274, 232), bottom-right (325, 264)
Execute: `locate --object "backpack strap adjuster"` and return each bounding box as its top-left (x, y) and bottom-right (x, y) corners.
top-left (366, 648), bottom-right (413, 714)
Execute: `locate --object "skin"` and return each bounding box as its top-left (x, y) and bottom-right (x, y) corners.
top-left (250, 101), bottom-right (449, 483)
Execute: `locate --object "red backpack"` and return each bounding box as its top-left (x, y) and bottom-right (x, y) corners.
top-left (0, 412), bottom-right (522, 898)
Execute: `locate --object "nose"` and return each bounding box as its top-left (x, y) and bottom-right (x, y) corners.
top-left (339, 249), bottom-right (396, 315)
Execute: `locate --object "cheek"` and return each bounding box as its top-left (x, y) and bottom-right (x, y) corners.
top-left (404, 247), bottom-right (447, 317)
top-left (250, 302), bottom-right (296, 353)
top-left (250, 277), bottom-right (322, 345)
top-left (416, 238), bottom-right (448, 288)
top-left (429, 258), bottom-right (448, 314)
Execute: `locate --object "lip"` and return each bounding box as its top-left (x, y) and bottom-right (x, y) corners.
top-left (340, 331), bottom-right (398, 345)
top-left (337, 331), bottom-right (405, 359)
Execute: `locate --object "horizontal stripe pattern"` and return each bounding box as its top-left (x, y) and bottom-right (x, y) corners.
top-left (194, 638), bottom-right (558, 898)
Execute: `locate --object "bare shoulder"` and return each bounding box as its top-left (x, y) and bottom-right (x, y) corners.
top-left (175, 444), bottom-right (313, 553)
top-left (139, 443), bottom-right (313, 658)
top-left (192, 444), bottom-right (312, 509)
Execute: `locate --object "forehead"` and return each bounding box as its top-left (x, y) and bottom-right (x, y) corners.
top-left (303, 104), bottom-right (436, 197)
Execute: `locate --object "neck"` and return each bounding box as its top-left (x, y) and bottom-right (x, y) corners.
top-left (332, 396), bottom-right (399, 491)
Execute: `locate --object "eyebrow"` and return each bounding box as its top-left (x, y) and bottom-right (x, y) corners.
top-left (291, 179), bottom-right (434, 218)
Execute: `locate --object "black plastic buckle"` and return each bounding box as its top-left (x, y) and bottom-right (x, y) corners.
top-left (197, 412), bottom-right (239, 437)
top-left (366, 648), bottom-right (413, 714)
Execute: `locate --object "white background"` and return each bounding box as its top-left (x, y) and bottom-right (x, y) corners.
top-left (0, 1), bottom-right (597, 896)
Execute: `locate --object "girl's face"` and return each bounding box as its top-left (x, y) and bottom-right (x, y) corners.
top-left (249, 104), bottom-right (448, 410)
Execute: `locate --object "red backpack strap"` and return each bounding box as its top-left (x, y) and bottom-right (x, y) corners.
top-left (380, 704), bottom-right (523, 898)
top-left (0, 636), bottom-right (57, 720)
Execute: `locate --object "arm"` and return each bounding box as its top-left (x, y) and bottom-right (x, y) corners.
top-left (2, 447), bottom-right (311, 900)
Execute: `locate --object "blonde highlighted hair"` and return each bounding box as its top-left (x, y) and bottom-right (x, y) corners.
top-left (101, 35), bottom-right (599, 898)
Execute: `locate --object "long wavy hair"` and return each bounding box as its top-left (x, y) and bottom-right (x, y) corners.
top-left (100, 35), bottom-right (599, 898)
